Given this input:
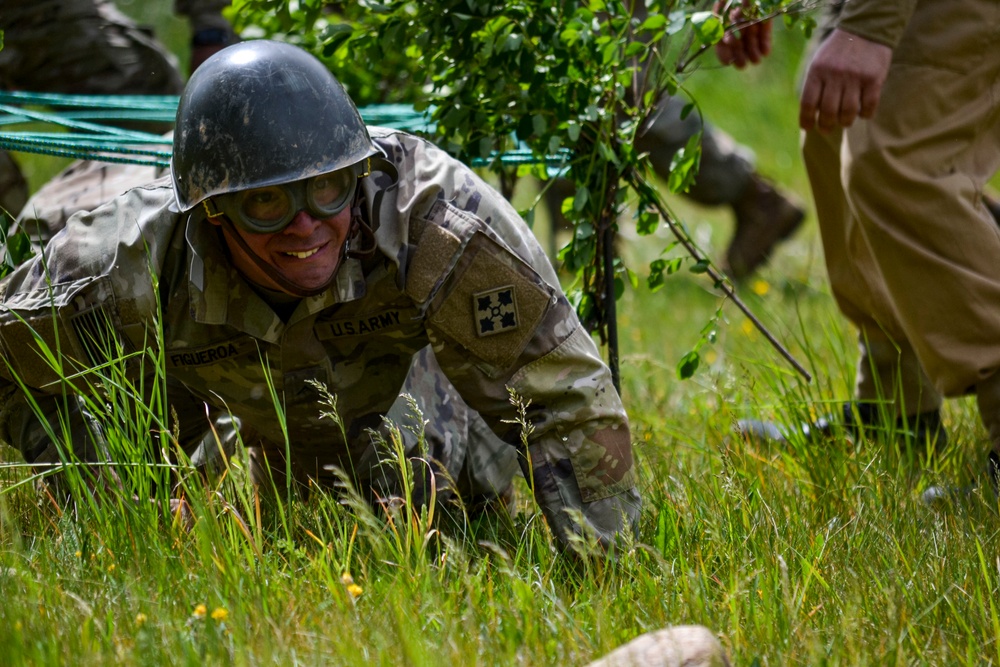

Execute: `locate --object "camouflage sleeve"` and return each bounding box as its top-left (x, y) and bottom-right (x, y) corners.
top-left (174, 0), bottom-right (233, 32)
top-left (0, 380), bottom-right (109, 493)
top-left (0, 181), bottom-right (185, 487)
top-left (404, 199), bottom-right (640, 553)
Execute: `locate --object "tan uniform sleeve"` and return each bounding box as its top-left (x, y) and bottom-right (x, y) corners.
top-left (836, 0), bottom-right (919, 48)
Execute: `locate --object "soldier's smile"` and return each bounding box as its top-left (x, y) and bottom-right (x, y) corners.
top-left (283, 245), bottom-right (324, 259)
top-left (213, 206), bottom-right (353, 295)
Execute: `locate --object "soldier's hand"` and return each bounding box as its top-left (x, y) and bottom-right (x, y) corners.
top-left (714, 0), bottom-right (773, 69)
top-left (799, 28), bottom-right (893, 132)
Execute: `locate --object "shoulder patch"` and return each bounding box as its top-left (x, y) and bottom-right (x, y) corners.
top-left (429, 232), bottom-right (553, 372)
top-left (473, 286), bottom-right (518, 337)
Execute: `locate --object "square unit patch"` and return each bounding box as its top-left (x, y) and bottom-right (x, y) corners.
top-left (474, 286), bottom-right (518, 337)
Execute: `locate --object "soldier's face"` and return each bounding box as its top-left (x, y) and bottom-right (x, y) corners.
top-left (212, 206), bottom-right (353, 294)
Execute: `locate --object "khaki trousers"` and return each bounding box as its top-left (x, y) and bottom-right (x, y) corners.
top-left (804, 0), bottom-right (1000, 414)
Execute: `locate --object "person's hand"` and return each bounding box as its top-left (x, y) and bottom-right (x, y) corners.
top-left (799, 28), bottom-right (893, 132)
top-left (714, 0), bottom-right (773, 69)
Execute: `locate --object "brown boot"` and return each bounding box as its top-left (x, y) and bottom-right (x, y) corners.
top-left (724, 174), bottom-right (805, 281)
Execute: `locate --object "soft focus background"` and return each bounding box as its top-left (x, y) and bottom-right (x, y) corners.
top-left (2, 4), bottom-right (1000, 666)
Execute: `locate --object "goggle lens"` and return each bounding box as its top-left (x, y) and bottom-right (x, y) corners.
top-left (242, 186), bottom-right (292, 223)
top-left (309, 170), bottom-right (353, 212)
top-left (212, 166), bottom-right (361, 234)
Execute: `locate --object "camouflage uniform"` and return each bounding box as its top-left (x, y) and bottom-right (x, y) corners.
top-left (0, 128), bottom-right (641, 550)
top-left (0, 0), bottom-right (230, 218)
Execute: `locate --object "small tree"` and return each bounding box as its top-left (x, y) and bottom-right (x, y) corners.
top-left (230, 0), bottom-right (813, 384)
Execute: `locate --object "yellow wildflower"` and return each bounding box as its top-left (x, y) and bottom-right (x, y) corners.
top-left (75, 551), bottom-right (82, 559)
top-left (347, 584), bottom-right (363, 599)
top-left (135, 613), bottom-right (147, 626)
top-left (211, 608), bottom-right (228, 622)
top-left (340, 572), bottom-right (354, 586)
top-left (192, 604), bottom-right (207, 619)
top-left (751, 279), bottom-right (770, 296)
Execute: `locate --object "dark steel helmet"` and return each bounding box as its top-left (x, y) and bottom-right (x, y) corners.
top-left (171, 40), bottom-right (376, 212)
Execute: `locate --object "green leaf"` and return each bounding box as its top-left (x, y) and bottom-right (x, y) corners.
top-left (477, 136), bottom-right (493, 160)
top-left (636, 211), bottom-right (659, 236)
top-left (601, 41), bottom-right (617, 65)
top-left (691, 12), bottom-right (724, 47)
top-left (638, 14), bottom-right (668, 32)
top-left (667, 133), bottom-right (702, 194)
top-left (573, 185), bottom-right (590, 213)
top-left (614, 276), bottom-right (625, 300)
top-left (532, 114), bottom-right (547, 137)
top-left (647, 272), bottom-right (664, 292)
top-left (624, 41), bottom-right (646, 58)
top-left (320, 23), bottom-right (354, 58)
top-left (517, 162), bottom-right (549, 179)
top-left (560, 196), bottom-right (574, 217)
top-left (547, 135), bottom-right (563, 155)
top-left (560, 27), bottom-right (580, 45)
top-left (520, 207), bottom-right (536, 229)
top-left (689, 259), bottom-right (710, 274)
top-left (567, 121), bottom-right (581, 142)
top-left (574, 221), bottom-right (595, 240)
top-left (576, 292), bottom-right (596, 322)
top-left (677, 351), bottom-right (700, 379)
top-left (666, 10), bottom-right (687, 36)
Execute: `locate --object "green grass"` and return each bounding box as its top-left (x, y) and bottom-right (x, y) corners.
top-left (3, 12), bottom-right (1000, 667)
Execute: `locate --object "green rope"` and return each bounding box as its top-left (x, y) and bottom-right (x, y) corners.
top-left (0, 92), bottom-right (568, 169)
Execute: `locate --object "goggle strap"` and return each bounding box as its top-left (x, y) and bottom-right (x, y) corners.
top-left (218, 215), bottom-right (334, 298)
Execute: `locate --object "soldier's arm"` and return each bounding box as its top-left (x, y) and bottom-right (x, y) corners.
top-left (404, 200), bottom-right (640, 554)
top-left (0, 380), bottom-right (111, 496)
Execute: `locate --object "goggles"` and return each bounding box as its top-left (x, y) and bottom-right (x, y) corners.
top-left (208, 161), bottom-right (367, 234)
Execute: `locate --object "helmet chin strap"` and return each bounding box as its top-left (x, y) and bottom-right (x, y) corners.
top-left (218, 194), bottom-right (369, 299)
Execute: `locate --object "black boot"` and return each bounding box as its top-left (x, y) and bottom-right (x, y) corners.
top-left (736, 401), bottom-right (948, 451)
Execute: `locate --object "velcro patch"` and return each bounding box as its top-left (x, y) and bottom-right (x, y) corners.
top-left (405, 221), bottom-right (463, 305)
top-left (474, 286), bottom-right (518, 337)
top-left (430, 232), bottom-right (553, 372)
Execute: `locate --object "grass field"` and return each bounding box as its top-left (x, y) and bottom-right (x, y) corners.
top-left (3, 8), bottom-right (1000, 666)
